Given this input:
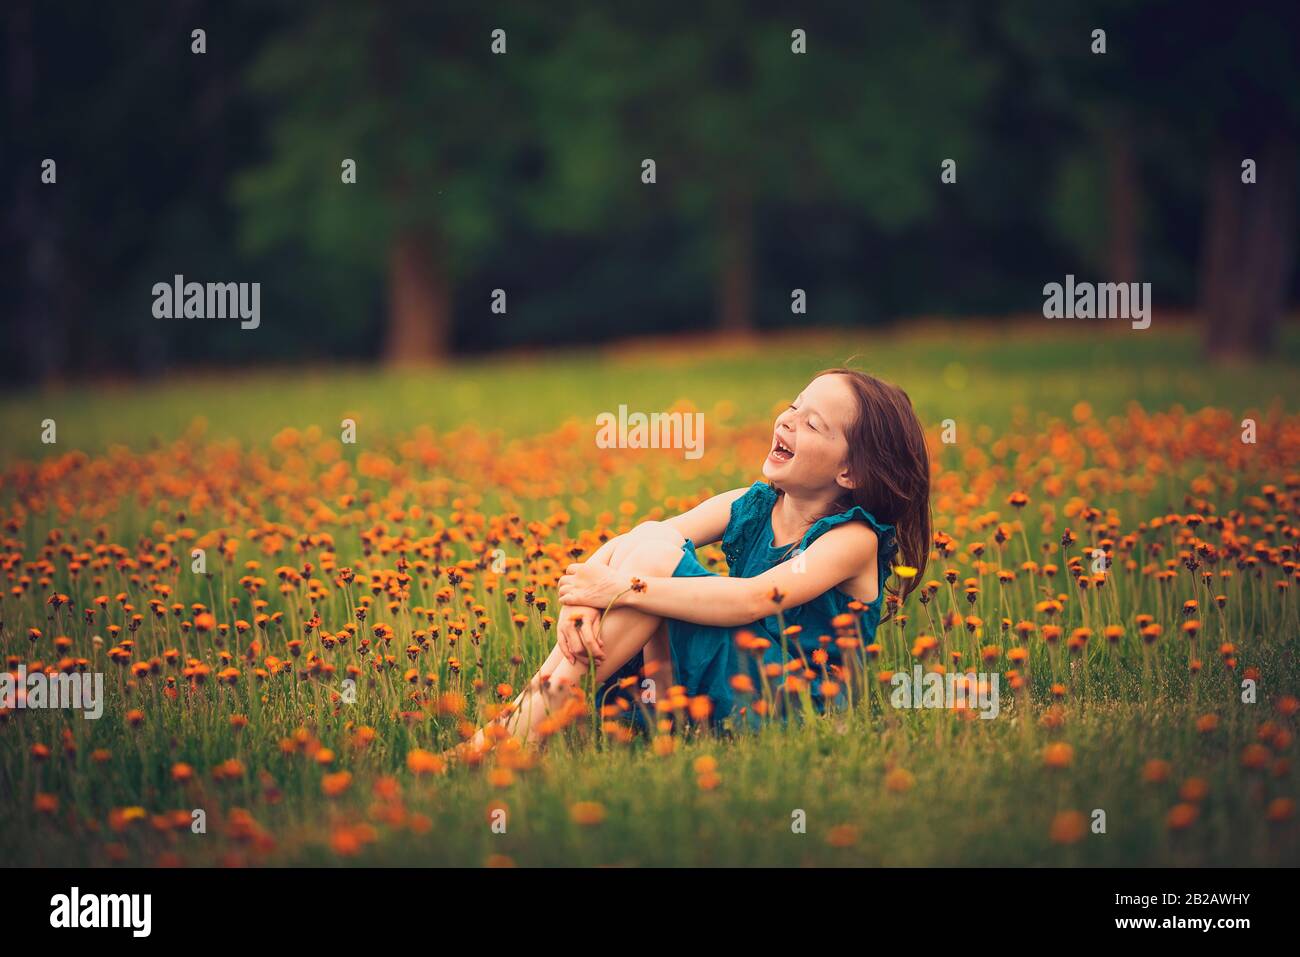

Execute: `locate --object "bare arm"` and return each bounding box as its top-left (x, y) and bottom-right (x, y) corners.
top-left (662, 487), bottom-right (749, 546)
top-left (556, 487), bottom-right (749, 661)
top-left (582, 486), bottom-right (747, 563)
top-left (559, 522), bottom-right (879, 628)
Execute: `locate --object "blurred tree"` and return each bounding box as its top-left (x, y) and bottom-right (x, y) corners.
top-left (998, 0), bottom-right (1148, 287)
top-left (1171, 9), bottom-right (1299, 360)
top-left (1099, 1), bottom-right (1300, 359)
top-left (3, 0), bottom-right (282, 385)
top-left (4, 0), bottom-right (64, 385)
top-left (5, 0), bottom-right (1293, 382)
top-left (998, 0), bottom-right (1300, 356)
top-left (235, 0), bottom-right (549, 362)
top-left (586, 1), bottom-right (995, 332)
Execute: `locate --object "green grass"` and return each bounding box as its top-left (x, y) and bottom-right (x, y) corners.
top-left (1, 320), bottom-right (1297, 867)
top-left (3, 321), bottom-right (1297, 462)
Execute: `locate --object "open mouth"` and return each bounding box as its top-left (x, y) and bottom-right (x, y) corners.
top-left (770, 435), bottom-right (795, 462)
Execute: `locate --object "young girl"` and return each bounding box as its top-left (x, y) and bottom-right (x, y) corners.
top-left (472, 368), bottom-right (931, 746)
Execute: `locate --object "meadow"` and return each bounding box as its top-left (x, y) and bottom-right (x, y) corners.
top-left (2, 320), bottom-right (1298, 867)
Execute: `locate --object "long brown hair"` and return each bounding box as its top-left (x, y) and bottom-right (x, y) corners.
top-left (816, 368), bottom-right (932, 612)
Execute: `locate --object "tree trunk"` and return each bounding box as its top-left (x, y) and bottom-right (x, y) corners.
top-left (1202, 138), bottom-right (1296, 359)
top-left (1104, 126), bottom-right (1139, 285)
top-left (385, 228), bottom-right (451, 364)
top-left (371, 9), bottom-right (450, 364)
top-left (717, 188), bottom-right (755, 332)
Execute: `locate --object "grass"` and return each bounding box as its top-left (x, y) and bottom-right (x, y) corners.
top-left (3, 319), bottom-right (1297, 461)
top-left (1, 319), bottom-right (1298, 867)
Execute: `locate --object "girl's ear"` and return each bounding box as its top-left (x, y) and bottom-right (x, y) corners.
top-left (835, 466), bottom-right (857, 491)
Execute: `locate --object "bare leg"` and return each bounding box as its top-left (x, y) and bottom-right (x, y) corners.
top-left (472, 528), bottom-right (686, 747)
top-left (642, 619), bottom-right (675, 694)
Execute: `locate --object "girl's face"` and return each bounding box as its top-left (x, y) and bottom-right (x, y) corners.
top-left (762, 374), bottom-right (858, 494)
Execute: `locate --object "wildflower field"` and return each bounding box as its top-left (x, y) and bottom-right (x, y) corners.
top-left (2, 322), bottom-right (1298, 867)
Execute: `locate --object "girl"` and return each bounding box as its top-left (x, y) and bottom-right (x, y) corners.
top-left (472, 368), bottom-right (931, 746)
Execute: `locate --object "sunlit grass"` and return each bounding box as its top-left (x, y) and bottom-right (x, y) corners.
top-left (1, 321), bottom-right (1297, 866)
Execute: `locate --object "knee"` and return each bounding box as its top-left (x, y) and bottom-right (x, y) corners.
top-left (631, 520), bottom-right (686, 548)
top-left (623, 537), bottom-right (686, 577)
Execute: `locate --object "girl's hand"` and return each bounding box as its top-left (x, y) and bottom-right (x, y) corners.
top-left (558, 561), bottom-right (628, 612)
top-left (557, 603), bottom-right (603, 665)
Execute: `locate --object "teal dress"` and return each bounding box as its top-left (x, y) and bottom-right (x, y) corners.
top-left (599, 481), bottom-right (899, 729)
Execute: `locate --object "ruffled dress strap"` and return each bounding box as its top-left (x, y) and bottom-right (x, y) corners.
top-left (801, 504), bottom-right (899, 602)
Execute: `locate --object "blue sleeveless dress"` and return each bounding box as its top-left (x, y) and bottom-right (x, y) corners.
top-left (599, 481), bottom-right (899, 729)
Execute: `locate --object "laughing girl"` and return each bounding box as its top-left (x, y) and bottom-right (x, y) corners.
top-left (472, 368), bottom-right (931, 745)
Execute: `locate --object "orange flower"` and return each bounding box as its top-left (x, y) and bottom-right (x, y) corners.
top-left (1179, 778), bottom-right (1209, 803)
top-left (437, 692), bottom-right (468, 716)
top-left (569, 801), bottom-right (606, 826)
top-left (34, 793), bottom-right (58, 815)
top-left (826, 824), bottom-right (859, 847)
top-left (1049, 810), bottom-right (1086, 844)
top-left (884, 767), bottom-right (915, 793)
top-left (692, 755), bottom-right (718, 776)
top-left (330, 826), bottom-right (365, 856)
top-left (1141, 759), bottom-right (1171, 784)
top-left (1042, 742), bottom-right (1074, 769)
top-left (1166, 803), bottom-right (1199, 830)
top-left (321, 771), bottom-right (352, 797)
top-left (1240, 744), bottom-right (1271, 771)
top-left (729, 673), bottom-right (755, 695)
top-left (108, 806), bottom-right (148, 832)
top-left (1266, 798), bottom-right (1295, 823)
top-left (406, 749), bottom-right (445, 775)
